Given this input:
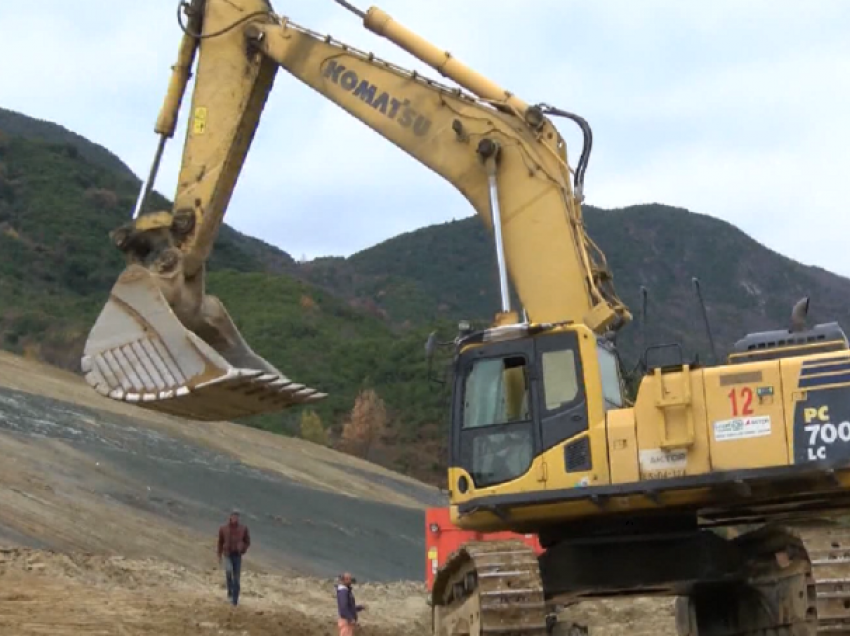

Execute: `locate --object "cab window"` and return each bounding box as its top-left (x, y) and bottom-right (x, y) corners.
top-left (597, 345), bottom-right (623, 409)
top-left (462, 355), bottom-right (530, 429)
top-left (541, 349), bottom-right (579, 411)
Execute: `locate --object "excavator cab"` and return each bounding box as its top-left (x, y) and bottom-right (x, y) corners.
top-left (444, 321), bottom-right (618, 508)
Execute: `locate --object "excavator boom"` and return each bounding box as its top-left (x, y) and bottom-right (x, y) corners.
top-left (83, 0), bottom-right (629, 422)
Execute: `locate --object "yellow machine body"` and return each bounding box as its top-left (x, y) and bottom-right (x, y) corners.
top-left (447, 326), bottom-right (850, 532)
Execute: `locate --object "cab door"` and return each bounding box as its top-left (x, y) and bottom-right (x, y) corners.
top-left (532, 331), bottom-right (591, 478)
top-left (452, 338), bottom-right (541, 490)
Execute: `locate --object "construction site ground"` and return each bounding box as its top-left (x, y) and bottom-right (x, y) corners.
top-left (0, 351), bottom-right (677, 635)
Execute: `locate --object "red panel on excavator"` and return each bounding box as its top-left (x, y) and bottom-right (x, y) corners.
top-left (424, 507), bottom-right (544, 590)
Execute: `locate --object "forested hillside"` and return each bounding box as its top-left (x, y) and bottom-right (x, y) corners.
top-left (304, 206), bottom-right (850, 365)
top-left (0, 108), bottom-right (448, 481)
top-left (2, 105), bottom-right (850, 484)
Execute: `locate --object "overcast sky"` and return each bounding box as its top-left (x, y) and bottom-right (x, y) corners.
top-left (1, 1), bottom-right (848, 277)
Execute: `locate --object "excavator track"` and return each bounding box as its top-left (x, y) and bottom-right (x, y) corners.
top-left (431, 540), bottom-right (553, 636)
top-left (741, 522), bottom-right (850, 636)
top-left (794, 524), bottom-right (850, 635)
top-left (675, 522), bottom-right (850, 636)
top-left (432, 522), bottom-right (850, 636)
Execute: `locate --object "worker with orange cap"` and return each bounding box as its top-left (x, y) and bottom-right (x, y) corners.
top-left (336, 572), bottom-right (366, 636)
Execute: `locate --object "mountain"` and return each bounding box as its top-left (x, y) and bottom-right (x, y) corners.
top-left (301, 208), bottom-right (850, 367)
top-left (0, 107), bottom-right (134, 178)
top-left (3, 105), bottom-right (850, 485)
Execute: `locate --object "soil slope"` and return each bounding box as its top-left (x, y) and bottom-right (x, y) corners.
top-left (0, 351), bottom-right (443, 582)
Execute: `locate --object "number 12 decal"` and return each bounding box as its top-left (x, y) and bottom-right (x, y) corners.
top-left (729, 387), bottom-right (754, 416)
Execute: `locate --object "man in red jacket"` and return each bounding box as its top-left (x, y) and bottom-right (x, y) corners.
top-left (217, 509), bottom-right (251, 606)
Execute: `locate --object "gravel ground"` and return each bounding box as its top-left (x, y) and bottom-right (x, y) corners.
top-left (0, 547), bottom-right (678, 636)
top-left (0, 548), bottom-right (434, 636)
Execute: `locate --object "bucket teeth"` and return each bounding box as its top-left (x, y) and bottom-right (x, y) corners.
top-left (82, 264), bottom-right (328, 421)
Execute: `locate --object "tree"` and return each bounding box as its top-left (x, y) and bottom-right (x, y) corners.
top-left (341, 388), bottom-right (388, 460)
top-left (299, 409), bottom-right (328, 446)
top-left (299, 294), bottom-right (318, 311)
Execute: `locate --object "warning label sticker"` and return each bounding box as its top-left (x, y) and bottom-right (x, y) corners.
top-left (713, 415), bottom-right (771, 442)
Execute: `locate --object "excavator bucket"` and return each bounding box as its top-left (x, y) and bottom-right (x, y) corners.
top-left (81, 265), bottom-right (327, 421)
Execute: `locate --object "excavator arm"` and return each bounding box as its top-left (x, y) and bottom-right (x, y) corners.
top-left (82, 0), bottom-right (630, 421)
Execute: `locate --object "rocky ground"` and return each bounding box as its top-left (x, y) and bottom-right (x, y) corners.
top-left (0, 547), bottom-right (431, 636)
top-left (0, 548), bottom-right (676, 636)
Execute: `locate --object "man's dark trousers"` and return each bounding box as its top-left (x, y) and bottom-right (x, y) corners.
top-left (226, 552), bottom-right (242, 605)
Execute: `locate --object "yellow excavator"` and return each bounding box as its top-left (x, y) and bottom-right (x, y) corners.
top-left (82, 1), bottom-right (850, 635)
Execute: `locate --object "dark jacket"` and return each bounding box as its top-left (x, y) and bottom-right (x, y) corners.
top-left (336, 583), bottom-right (364, 622)
top-left (217, 522), bottom-right (251, 559)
